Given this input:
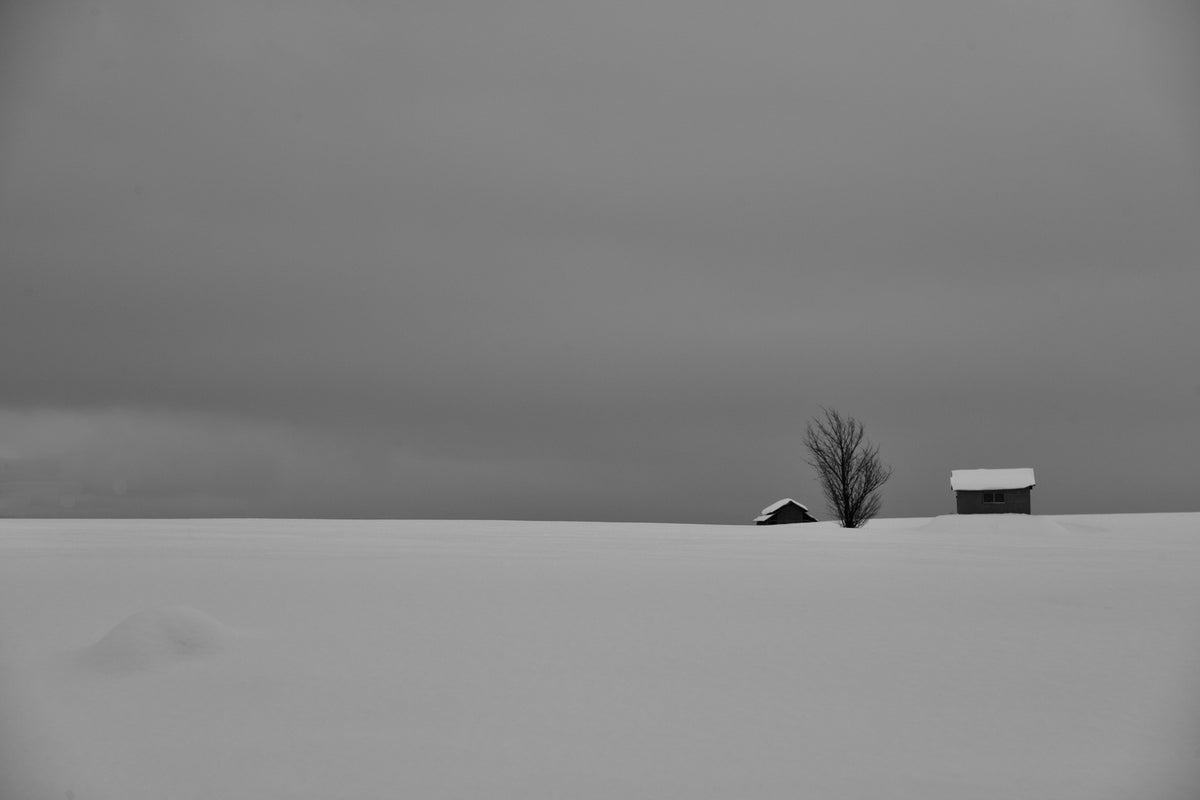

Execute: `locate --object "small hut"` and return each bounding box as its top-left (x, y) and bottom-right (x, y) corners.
top-left (754, 499), bottom-right (818, 525)
top-left (950, 468), bottom-right (1035, 514)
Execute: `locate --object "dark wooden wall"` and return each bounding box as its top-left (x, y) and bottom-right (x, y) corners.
top-left (955, 488), bottom-right (1032, 515)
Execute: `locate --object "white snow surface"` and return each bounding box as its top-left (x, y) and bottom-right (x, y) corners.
top-left (2, 515), bottom-right (1199, 800)
top-left (759, 497), bottom-right (808, 514)
top-left (950, 468), bottom-right (1036, 491)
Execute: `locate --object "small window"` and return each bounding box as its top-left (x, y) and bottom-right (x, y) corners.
top-left (983, 492), bottom-right (1006, 504)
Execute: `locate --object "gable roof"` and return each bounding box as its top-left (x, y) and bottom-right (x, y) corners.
top-left (950, 468), bottom-right (1036, 491)
top-left (759, 498), bottom-right (809, 515)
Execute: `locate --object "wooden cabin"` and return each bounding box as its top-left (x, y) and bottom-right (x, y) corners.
top-left (950, 468), bottom-right (1035, 514)
top-left (754, 499), bottom-right (818, 525)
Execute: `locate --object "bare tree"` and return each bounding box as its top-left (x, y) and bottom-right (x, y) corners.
top-left (803, 407), bottom-right (892, 528)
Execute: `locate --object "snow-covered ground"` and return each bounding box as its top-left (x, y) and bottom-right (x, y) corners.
top-left (2, 515), bottom-right (1198, 800)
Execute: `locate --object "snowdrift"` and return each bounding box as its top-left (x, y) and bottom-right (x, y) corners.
top-left (77, 606), bottom-right (238, 674)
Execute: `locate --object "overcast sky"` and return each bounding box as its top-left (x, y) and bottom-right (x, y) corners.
top-left (1, 0), bottom-right (1197, 522)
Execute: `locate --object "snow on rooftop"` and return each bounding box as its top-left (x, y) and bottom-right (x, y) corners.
top-left (759, 498), bottom-right (809, 515)
top-left (950, 468), bottom-right (1036, 491)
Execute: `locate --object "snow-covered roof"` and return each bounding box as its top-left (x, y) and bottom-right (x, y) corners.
top-left (950, 468), bottom-right (1035, 491)
top-left (759, 498), bottom-right (809, 515)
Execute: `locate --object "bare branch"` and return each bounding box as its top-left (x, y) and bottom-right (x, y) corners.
top-left (802, 407), bottom-right (892, 528)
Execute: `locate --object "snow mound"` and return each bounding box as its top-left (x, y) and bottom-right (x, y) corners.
top-left (78, 607), bottom-right (237, 673)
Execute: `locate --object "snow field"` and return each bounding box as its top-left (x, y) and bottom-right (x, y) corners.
top-left (1, 515), bottom-right (1198, 800)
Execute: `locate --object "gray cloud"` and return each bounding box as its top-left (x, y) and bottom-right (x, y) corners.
top-left (1, 0), bottom-right (1197, 521)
